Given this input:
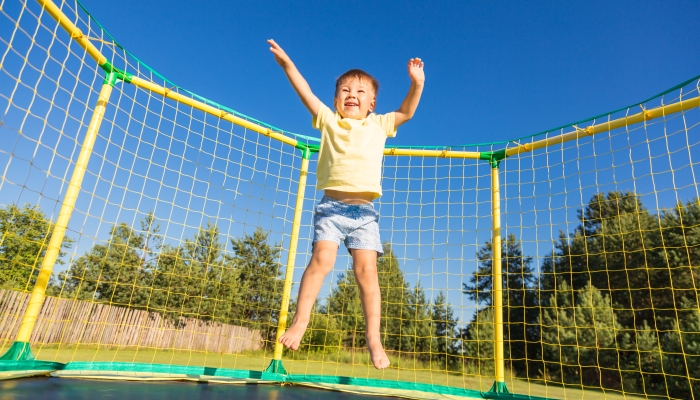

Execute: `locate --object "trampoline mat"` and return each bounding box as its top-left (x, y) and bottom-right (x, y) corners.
top-left (0, 376), bottom-right (390, 399)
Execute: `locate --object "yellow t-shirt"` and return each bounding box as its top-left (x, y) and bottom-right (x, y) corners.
top-left (313, 104), bottom-right (396, 199)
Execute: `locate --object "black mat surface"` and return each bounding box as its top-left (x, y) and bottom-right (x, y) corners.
top-left (0, 377), bottom-right (387, 399)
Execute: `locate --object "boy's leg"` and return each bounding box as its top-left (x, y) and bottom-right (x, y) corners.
top-left (351, 248), bottom-right (390, 370)
top-left (279, 240), bottom-right (337, 350)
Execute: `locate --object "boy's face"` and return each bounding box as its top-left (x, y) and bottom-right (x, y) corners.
top-left (334, 78), bottom-right (376, 120)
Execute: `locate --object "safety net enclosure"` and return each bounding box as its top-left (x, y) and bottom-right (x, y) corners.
top-left (1, 0), bottom-right (700, 399)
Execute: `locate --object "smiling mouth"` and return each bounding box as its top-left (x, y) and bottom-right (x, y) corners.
top-left (345, 103), bottom-right (358, 107)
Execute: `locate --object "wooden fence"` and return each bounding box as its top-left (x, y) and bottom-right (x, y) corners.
top-left (0, 289), bottom-right (263, 353)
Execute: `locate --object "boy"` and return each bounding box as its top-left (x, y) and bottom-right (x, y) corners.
top-left (268, 39), bottom-right (424, 369)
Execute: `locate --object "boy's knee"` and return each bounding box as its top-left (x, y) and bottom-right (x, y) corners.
top-left (309, 242), bottom-right (337, 271)
top-left (315, 247), bottom-right (335, 263)
top-left (353, 260), bottom-right (377, 276)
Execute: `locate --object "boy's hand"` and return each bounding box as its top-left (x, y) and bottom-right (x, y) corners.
top-left (407, 58), bottom-right (425, 84)
top-left (268, 39), bottom-right (292, 68)
top-left (395, 58), bottom-right (425, 127)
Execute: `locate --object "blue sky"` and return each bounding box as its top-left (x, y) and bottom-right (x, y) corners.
top-left (2, 0), bottom-right (700, 324)
top-left (79, 0), bottom-right (700, 147)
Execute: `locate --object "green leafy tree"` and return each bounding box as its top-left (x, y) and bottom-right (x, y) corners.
top-left (299, 302), bottom-right (343, 353)
top-left (322, 243), bottom-right (463, 364)
top-left (463, 233), bottom-right (539, 375)
top-left (324, 269), bottom-right (365, 350)
top-left (56, 214), bottom-right (159, 307)
top-left (654, 298), bottom-right (700, 398)
top-left (326, 244), bottom-right (412, 351)
top-left (0, 203), bottom-right (73, 290)
top-left (659, 198), bottom-right (700, 307)
top-left (540, 281), bottom-right (622, 389)
top-left (151, 221), bottom-right (244, 324)
top-left (461, 307), bottom-right (495, 376)
top-left (151, 244), bottom-right (192, 317)
top-left (430, 291), bottom-right (460, 370)
top-left (229, 227), bottom-right (283, 344)
top-left (376, 244), bottom-right (414, 352)
top-left (399, 283), bottom-right (432, 357)
top-left (541, 191), bottom-right (677, 329)
top-left (618, 320), bottom-right (664, 395)
top-left (151, 221), bottom-right (237, 321)
top-left (540, 192), bottom-right (700, 396)
top-left (181, 221), bottom-right (227, 320)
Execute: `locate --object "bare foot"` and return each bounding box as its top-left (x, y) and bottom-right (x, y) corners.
top-left (366, 336), bottom-right (390, 369)
top-left (279, 321), bottom-right (308, 350)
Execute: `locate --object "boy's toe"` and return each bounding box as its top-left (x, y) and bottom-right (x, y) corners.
top-left (280, 336), bottom-right (290, 348)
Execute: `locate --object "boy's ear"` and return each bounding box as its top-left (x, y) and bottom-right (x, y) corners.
top-left (369, 98), bottom-right (376, 113)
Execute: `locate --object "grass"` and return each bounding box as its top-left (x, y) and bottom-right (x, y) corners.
top-left (0, 345), bottom-right (653, 400)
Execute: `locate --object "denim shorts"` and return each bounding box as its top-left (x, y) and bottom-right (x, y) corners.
top-left (313, 196), bottom-right (383, 255)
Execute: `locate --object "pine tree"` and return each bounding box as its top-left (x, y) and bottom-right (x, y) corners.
top-left (229, 227), bottom-right (283, 344)
top-left (461, 307), bottom-right (494, 376)
top-left (618, 320), bottom-right (664, 396)
top-left (182, 221), bottom-right (227, 320)
top-left (430, 291), bottom-right (460, 370)
top-left (324, 243), bottom-right (441, 360)
top-left (463, 233), bottom-right (539, 375)
top-left (540, 192), bottom-right (700, 394)
top-left (57, 216), bottom-right (156, 308)
top-left (325, 269), bottom-right (365, 350)
top-left (151, 244), bottom-right (192, 318)
top-left (326, 244), bottom-right (411, 351)
top-left (540, 280), bottom-right (622, 389)
top-left (299, 302), bottom-right (343, 353)
top-left (541, 191), bottom-right (671, 329)
top-left (656, 298), bottom-right (700, 399)
top-left (399, 283), bottom-right (432, 357)
top-left (377, 244), bottom-right (412, 351)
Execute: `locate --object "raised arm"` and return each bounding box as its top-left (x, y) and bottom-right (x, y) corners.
top-left (268, 39), bottom-right (322, 117)
top-left (394, 58), bottom-right (425, 128)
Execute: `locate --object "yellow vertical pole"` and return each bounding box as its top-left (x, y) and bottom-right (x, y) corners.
top-left (13, 83), bottom-right (113, 346)
top-left (491, 164), bottom-right (506, 389)
top-left (267, 150), bottom-right (310, 373)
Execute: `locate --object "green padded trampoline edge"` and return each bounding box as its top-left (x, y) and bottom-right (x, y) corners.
top-left (0, 342), bottom-right (62, 375)
top-left (0, 359), bottom-right (555, 399)
top-left (0, 341), bottom-right (35, 361)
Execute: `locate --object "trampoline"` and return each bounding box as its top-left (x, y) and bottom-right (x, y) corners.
top-left (2, 0), bottom-right (700, 399)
